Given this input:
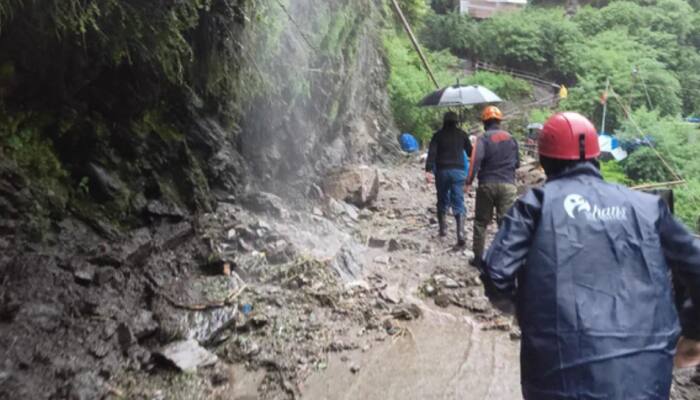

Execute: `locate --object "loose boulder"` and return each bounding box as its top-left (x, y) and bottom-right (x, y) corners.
top-left (157, 339), bottom-right (218, 373)
top-left (322, 165), bottom-right (379, 208)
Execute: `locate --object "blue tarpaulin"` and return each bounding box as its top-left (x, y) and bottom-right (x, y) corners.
top-left (399, 133), bottom-right (419, 153)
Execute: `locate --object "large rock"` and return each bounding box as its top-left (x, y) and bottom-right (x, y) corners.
top-left (154, 276), bottom-right (240, 343)
top-left (157, 339), bottom-right (218, 373)
top-left (240, 192), bottom-right (289, 218)
top-left (322, 165), bottom-right (379, 208)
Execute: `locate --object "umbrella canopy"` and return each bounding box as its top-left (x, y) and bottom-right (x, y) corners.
top-left (418, 85), bottom-right (502, 108)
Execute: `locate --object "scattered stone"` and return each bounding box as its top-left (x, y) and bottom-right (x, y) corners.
top-left (359, 209), bottom-right (373, 220)
top-left (227, 229), bottom-right (237, 240)
top-left (463, 298), bottom-right (490, 313)
top-left (330, 243), bottom-right (364, 282)
top-left (127, 345), bottom-right (152, 369)
top-left (96, 267), bottom-right (123, 287)
top-left (466, 275), bottom-right (482, 286)
top-left (63, 371), bottom-right (105, 400)
top-left (434, 294), bottom-right (451, 308)
top-left (87, 338), bottom-right (111, 359)
top-left (391, 303), bottom-right (422, 320)
top-left (380, 286), bottom-right (402, 304)
top-left (117, 323), bottom-right (136, 352)
top-left (211, 365), bottom-right (235, 387)
top-left (157, 339), bottom-right (218, 373)
top-left (236, 337), bottom-right (261, 357)
top-left (368, 237), bottom-right (387, 248)
top-left (122, 228), bottom-right (154, 266)
top-left (481, 317), bottom-right (511, 332)
top-left (423, 284), bottom-right (437, 297)
top-left (145, 200), bottom-right (186, 221)
top-left (383, 319), bottom-right (400, 335)
top-left (153, 222), bottom-right (193, 251)
top-left (434, 274), bottom-right (460, 289)
top-left (510, 327), bottom-right (522, 341)
top-left (350, 364), bottom-right (361, 374)
top-left (345, 280), bottom-right (370, 292)
top-left (265, 240), bottom-right (295, 264)
top-left (16, 303), bottom-right (63, 332)
top-left (241, 192), bottom-right (289, 218)
top-left (73, 262), bottom-right (97, 285)
top-left (462, 249), bottom-right (476, 259)
top-left (307, 183), bottom-right (324, 200)
top-left (322, 165), bottom-right (380, 208)
top-left (131, 309), bottom-right (158, 340)
top-left (103, 320), bottom-right (118, 339)
top-left (344, 203), bottom-right (360, 221)
top-left (238, 238), bottom-right (255, 252)
top-left (388, 239), bottom-right (401, 252)
top-left (86, 163), bottom-right (124, 202)
top-left (373, 255), bottom-right (390, 265)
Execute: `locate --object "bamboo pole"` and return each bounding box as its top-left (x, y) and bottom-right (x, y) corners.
top-left (390, 0), bottom-right (440, 89)
top-left (630, 180), bottom-right (686, 190)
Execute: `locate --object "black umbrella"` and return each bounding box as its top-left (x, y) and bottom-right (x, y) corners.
top-left (418, 85), bottom-right (503, 108)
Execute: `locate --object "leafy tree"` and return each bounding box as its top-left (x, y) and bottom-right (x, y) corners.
top-left (621, 147), bottom-right (673, 182)
top-left (421, 11), bottom-right (478, 57)
top-left (396, 0), bottom-right (429, 25)
top-left (560, 29), bottom-right (681, 127)
top-left (649, 0), bottom-right (695, 42)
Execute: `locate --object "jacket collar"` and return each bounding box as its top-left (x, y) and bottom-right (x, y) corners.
top-left (547, 162), bottom-right (603, 183)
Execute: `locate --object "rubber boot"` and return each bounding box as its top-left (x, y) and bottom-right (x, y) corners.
top-left (455, 214), bottom-right (466, 247)
top-left (438, 212), bottom-right (447, 237)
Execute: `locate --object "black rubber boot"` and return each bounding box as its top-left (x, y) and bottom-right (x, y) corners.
top-left (455, 214), bottom-right (466, 247)
top-left (438, 212), bottom-right (447, 237)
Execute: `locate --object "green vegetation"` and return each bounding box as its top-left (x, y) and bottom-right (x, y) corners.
top-left (384, 0), bottom-right (700, 228)
top-left (383, 30), bottom-right (533, 141)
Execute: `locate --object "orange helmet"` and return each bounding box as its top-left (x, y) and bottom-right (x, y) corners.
top-left (481, 105), bottom-right (503, 122)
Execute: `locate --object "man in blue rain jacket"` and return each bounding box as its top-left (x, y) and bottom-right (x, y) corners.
top-left (482, 112), bottom-right (700, 399)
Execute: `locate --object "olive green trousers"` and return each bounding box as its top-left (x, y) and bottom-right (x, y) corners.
top-left (472, 183), bottom-right (518, 260)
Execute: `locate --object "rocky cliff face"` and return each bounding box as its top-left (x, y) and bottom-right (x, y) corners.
top-left (0, 0), bottom-right (397, 240)
top-left (239, 0), bottom-right (398, 195)
top-left (0, 1), bottom-right (398, 398)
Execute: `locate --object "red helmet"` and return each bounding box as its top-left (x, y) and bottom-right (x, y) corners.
top-left (538, 112), bottom-right (600, 160)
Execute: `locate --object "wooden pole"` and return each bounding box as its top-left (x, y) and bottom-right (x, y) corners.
top-left (601, 78), bottom-right (609, 133)
top-left (390, 0), bottom-right (440, 89)
top-left (630, 180), bottom-right (686, 190)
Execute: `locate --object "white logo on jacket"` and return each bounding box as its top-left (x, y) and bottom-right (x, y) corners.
top-left (564, 194), bottom-right (627, 221)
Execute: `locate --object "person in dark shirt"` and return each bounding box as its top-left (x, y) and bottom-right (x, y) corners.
top-left (466, 106), bottom-right (519, 266)
top-left (425, 111), bottom-right (473, 246)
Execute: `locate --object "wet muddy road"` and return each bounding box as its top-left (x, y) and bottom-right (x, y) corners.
top-left (300, 160), bottom-right (523, 399)
top-left (302, 307), bottom-right (520, 400)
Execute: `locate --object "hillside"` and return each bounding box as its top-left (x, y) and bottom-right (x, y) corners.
top-left (389, 0), bottom-right (700, 227)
